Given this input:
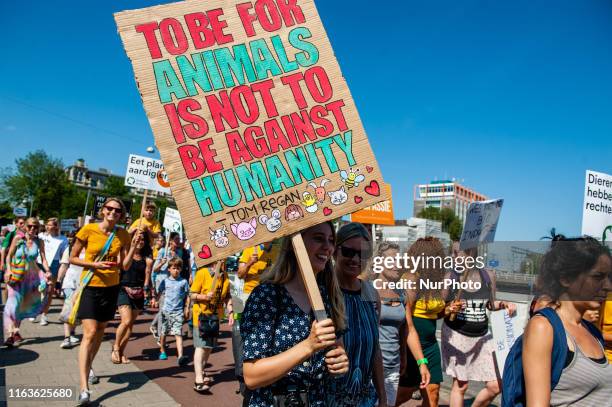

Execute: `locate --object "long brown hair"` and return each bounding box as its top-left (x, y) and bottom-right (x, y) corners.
top-left (261, 222), bottom-right (346, 331)
top-left (407, 237), bottom-right (446, 301)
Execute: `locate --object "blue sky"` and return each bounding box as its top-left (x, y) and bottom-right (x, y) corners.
top-left (1, 0), bottom-right (611, 240)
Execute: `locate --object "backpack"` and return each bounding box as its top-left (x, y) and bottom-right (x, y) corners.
top-left (501, 307), bottom-right (605, 407)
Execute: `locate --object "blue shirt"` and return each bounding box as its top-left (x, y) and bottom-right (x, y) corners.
top-left (158, 276), bottom-right (189, 313)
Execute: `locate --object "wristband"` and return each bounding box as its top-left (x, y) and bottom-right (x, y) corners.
top-left (416, 358), bottom-right (429, 366)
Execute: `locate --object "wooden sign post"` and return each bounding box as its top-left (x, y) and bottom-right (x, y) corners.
top-left (291, 233), bottom-right (327, 321)
top-left (115, 0), bottom-right (389, 314)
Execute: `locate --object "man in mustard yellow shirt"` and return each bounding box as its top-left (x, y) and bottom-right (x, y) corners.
top-left (237, 242), bottom-right (279, 294)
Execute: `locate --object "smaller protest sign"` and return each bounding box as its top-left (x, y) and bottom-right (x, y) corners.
top-left (582, 170), bottom-right (612, 241)
top-left (60, 219), bottom-right (79, 233)
top-left (125, 154), bottom-right (170, 194)
top-left (13, 207), bottom-right (27, 217)
top-left (460, 199), bottom-right (503, 250)
top-left (491, 304), bottom-right (529, 377)
top-left (163, 207), bottom-right (182, 234)
top-left (351, 185), bottom-right (395, 225)
top-left (93, 195), bottom-right (133, 217)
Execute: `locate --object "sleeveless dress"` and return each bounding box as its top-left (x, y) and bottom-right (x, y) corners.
top-left (441, 269), bottom-right (497, 382)
top-left (326, 283), bottom-right (379, 407)
top-left (3, 239), bottom-right (46, 332)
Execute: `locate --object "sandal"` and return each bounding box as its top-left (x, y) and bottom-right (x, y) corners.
top-left (121, 355), bottom-right (130, 364)
top-left (193, 382), bottom-right (211, 393)
top-left (111, 348), bottom-right (122, 364)
top-left (202, 375), bottom-right (213, 385)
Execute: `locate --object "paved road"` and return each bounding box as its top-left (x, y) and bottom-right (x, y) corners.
top-left (1, 298), bottom-right (498, 406)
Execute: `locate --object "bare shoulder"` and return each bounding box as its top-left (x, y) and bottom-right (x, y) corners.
top-left (524, 315), bottom-right (554, 348)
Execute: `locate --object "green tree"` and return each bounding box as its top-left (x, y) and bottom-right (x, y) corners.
top-left (448, 217), bottom-right (463, 241)
top-left (417, 206), bottom-right (464, 241)
top-left (102, 176), bottom-right (130, 197)
top-left (1, 150), bottom-right (71, 219)
top-left (60, 184), bottom-right (88, 219)
top-left (0, 200), bottom-right (13, 225)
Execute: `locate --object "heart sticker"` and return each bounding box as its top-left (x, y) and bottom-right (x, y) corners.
top-left (323, 207), bottom-right (333, 216)
top-left (198, 245), bottom-right (212, 259)
top-left (354, 196), bottom-right (363, 204)
top-left (364, 180), bottom-right (381, 196)
top-left (366, 166), bottom-right (374, 173)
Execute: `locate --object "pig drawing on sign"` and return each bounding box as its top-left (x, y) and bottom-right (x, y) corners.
top-left (231, 218), bottom-right (257, 241)
top-left (327, 186), bottom-right (348, 205)
top-left (258, 209), bottom-right (282, 232)
top-left (308, 179), bottom-right (330, 204)
top-left (209, 225), bottom-right (229, 248)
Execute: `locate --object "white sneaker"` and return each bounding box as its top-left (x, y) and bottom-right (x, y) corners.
top-left (39, 315), bottom-right (49, 326)
top-left (77, 390), bottom-right (91, 406)
top-left (88, 369), bottom-right (99, 385)
top-left (60, 338), bottom-right (71, 349)
top-left (69, 335), bottom-right (80, 345)
top-left (27, 317), bottom-right (36, 322)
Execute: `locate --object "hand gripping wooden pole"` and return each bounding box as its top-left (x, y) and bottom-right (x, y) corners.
top-left (291, 233), bottom-right (328, 322)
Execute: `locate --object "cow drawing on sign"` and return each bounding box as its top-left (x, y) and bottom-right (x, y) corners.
top-left (209, 225), bottom-right (229, 248)
top-left (258, 209), bottom-right (282, 232)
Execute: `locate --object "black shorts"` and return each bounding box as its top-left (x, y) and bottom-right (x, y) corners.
top-left (77, 285), bottom-right (120, 322)
top-left (116, 286), bottom-right (145, 310)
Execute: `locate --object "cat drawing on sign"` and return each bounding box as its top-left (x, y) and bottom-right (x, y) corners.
top-left (230, 218), bottom-right (257, 241)
top-left (301, 191), bottom-right (318, 213)
top-left (258, 209), bottom-right (282, 232)
top-left (328, 186), bottom-right (348, 205)
top-left (209, 225), bottom-right (229, 248)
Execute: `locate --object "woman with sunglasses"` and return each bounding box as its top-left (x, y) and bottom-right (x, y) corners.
top-left (3, 217), bottom-right (51, 347)
top-left (326, 223), bottom-right (387, 407)
top-left (69, 197), bottom-right (141, 406)
top-left (241, 222), bottom-right (349, 406)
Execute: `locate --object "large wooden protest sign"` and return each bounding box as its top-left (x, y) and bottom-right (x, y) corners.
top-left (460, 199), bottom-right (504, 250)
top-left (115, 0), bottom-right (389, 268)
top-left (582, 170), bottom-right (612, 242)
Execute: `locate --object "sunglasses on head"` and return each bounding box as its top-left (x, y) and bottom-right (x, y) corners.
top-left (104, 205), bottom-right (123, 214)
top-left (339, 245), bottom-right (372, 260)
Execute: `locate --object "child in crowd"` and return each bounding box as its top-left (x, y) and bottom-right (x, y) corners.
top-left (157, 257), bottom-right (190, 365)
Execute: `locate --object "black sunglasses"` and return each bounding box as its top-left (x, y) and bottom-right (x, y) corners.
top-left (339, 245), bottom-right (372, 260)
top-left (26, 224), bottom-right (38, 229)
top-left (104, 205), bottom-right (123, 214)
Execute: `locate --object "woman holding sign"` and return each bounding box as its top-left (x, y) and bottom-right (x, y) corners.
top-left (69, 197), bottom-right (140, 406)
top-left (240, 222), bottom-right (349, 407)
top-left (441, 246), bottom-right (515, 407)
top-left (326, 223), bottom-right (388, 407)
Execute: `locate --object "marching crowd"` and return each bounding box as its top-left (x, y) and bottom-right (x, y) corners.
top-left (1, 197), bottom-right (611, 406)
